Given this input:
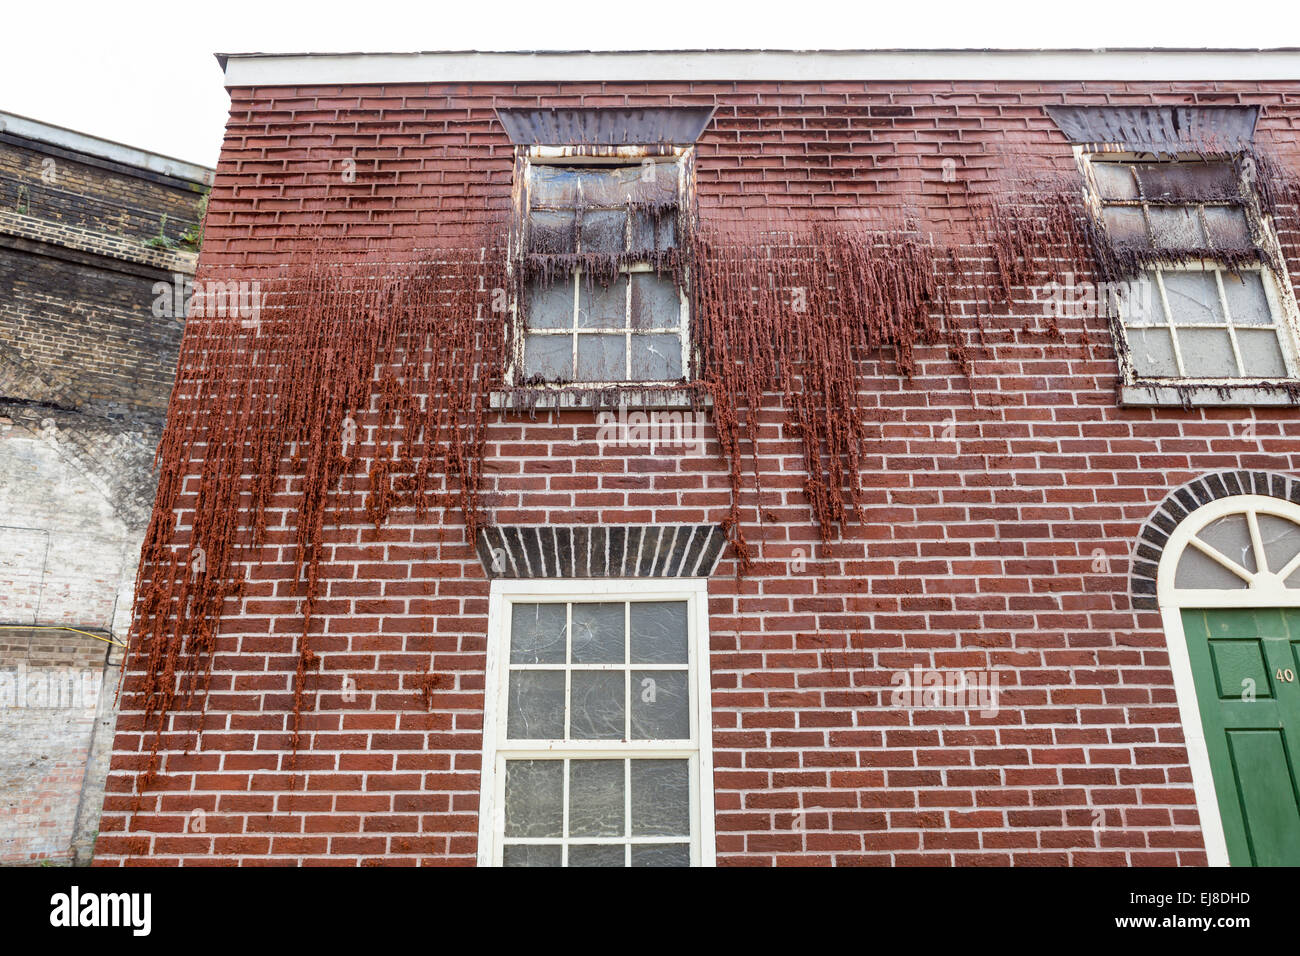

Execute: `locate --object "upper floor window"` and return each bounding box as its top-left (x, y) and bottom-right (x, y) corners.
top-left (1084, 154), bottom-right (1300, 401)
top-left (513, 152), bottom-right (691, 388)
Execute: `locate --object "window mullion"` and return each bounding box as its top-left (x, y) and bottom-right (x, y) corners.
top-left (1153, 269), bottom-right (1186, 377)
top-left (1215, 268), bottom-right (1247, 377)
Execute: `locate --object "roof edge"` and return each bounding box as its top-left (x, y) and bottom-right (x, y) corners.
top-left (216, 48), bottom-right (1300, 87)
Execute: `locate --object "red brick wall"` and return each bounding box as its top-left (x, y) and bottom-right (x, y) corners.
top-left (95, 79), bottom-right (1300, 865)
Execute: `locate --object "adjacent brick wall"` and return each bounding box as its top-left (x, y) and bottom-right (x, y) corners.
top-left (0, 123), bottom-right (208, 863)
top-left (95, 79), bottom-right (1300, 866)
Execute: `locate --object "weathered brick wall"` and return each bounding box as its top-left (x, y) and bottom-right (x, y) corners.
top-left (95, 79), bottom-right (1300, 865)
top-left (0, 124), bottom-right (208, 863)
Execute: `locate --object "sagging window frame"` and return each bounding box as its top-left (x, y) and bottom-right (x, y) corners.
top-left (504, 144), bottom-right (697, 393)
top-left (476, 576), bottom-right (716, 868)
top-left (1074, 145), bottom-right (1300, 406)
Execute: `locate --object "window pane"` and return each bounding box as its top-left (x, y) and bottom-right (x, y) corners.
top-left (630, 759), bottom-right (691, 836)
top-left (630, 601), bottom-right (689, 663)
top-left (581, 210), bottom-right (627, 255)
top-left (1149, 207), bottom-right (1207, 249)
top-left (630, 334), bottom-right (683, 381)
top-left (568, 845), bottom-right (626, 867)
top-left (576, 334), bottom-right (626, 380)
top-left (1175, 547), bottom-right (1250, 589)
top-left (1204, 206), bottom-right (1252, 250)
top-left (1135, 162), bottom-right (1236, 201)
top-left (528, 210), bottom-right (577, 256)
top-left (1222, 271), bottom-right (1272, 326)
top-left (1125, 327), bottom-right (1178, 377)
top-left (1093, 163), bottom-right (1137, 200)
top-left (569, 671), bottom-right (625, 739)
top-left (576, 163), bottom-right (677, 207)
top-left (568, 760), bottom-right (625, 837)
top-left (631, 273), bottom-right (681, 330)
top-left (508, 671), bottom-right (566, 739)
top-left (1103, 206), bottom-right (1147, 246)
top-left (577, 277), bottom-right (627, 329)
top-left (631, 670), bottom-right (690, 740)
top-left (504, 760), bottom-right (564, 837)
top-left (529, 166), bottom-right (582, 207)
top-left (510, 603), bottom-right (567, 664)
top-left (631, 844), bottom-right (690, 867)
top-left (571, 602), bottom-right (625, 664)
top-left (503, 844), bottom-right (562, 867)
top-left (1177, 328), bottom-right (1237, 377)
top-left (1197, 514), bottom-right (1256, 573)
top-left (523, 333), bottom-right (573, 381)
top-left (525, 279), bottom-right (573, 330)
top-left (1163, 271), bottom-right (1223, 325)
top-left (632, 209), bottom-right (676, 252)
top-left (1257, 514), bottom-right (1300, 578)
top-left (1236, 329), bottom-right (1288, 377)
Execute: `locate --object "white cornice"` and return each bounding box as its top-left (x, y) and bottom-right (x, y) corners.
top-left (218, 48), bottom-right (1300, 88)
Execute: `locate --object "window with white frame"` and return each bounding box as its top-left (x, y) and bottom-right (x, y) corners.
top-left (1086, 156), bottom-right (1300, 385)
top-left (478, 580), bottom-right (713, 867)
top-left (515, 156), bottom-right (689, 386)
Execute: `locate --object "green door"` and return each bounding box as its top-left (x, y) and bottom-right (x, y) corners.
top-left (1182, 608), bottom-right (1300, 865)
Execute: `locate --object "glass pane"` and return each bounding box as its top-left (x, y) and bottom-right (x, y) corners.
top-left (631, 843), bottom-right (690, 867)
top-left (630, 334), bottom-right (683, 381)
top-left (577, 277), bottom-right (627, 329)
top-left (580, 210), bottom-right (627, 255)
top-left (571, 602), bottom-right (625, 664)
top-left (630, 274), bottom-right (680, 330)
top-left (1163, 271), bottom-right (1223, 324)
top-left (1256, 513), bottom-right (1300, 577)
top-left (1117, 273), bottom-right (1161, 326)
top-left (1197, 513), bottom-right (1256, 573)
top-left (1149, 207), bottom-right (1207, 249)
top-left (1126, 327), bottom-right (1178, 377)
top-left (568, 759), bottom-right (625, 837)
top-left (631, 670), bottom-right (690, 740)
top-left (569, 670), bottom-right (625, 739)
top-left (1176, 328), bottom-right (1237, 377)
top-left (528, 210), bottom-right (577, 256)
top-left (632, 209), bottom-right (676, 252)
top-left (630, 601), bottom-right (689, 663)
top-left (523, 333), bottom-right (573, 381)
top-left (568, 844), bottom-right (626, 867)
top-left (503, 760), bottom-right (564, 837)
top-left (576, 163), bottom-right (677, 207)
top-left (1136, 162), bottom-right (1236, 201)
top-left (1175, 546), bottom-right (1250, 590)
top-left (525, 279), bottom-right (573, 330)
top-left (503, 844), bottom-right (562, 867)
top-left (630, 759), bottom-right (691, 836)
top-left (529, 166), bottom-right (582, 208)
top-left (1236, 329), bottom-right (1288, 377)
top-left (1204, 207), bottom-right (1252, 250)
top-left (1093, 163), bottom-right (1138, 200)
top-left (510, 603), bottom-right (567, 664)
top-left (508, 671), bottom-right (566, 739)
top-left (575, 334), bottom-right (626, 381)
top-left (1103, 206), bottom-right (1147, 246)
top-left (1222, 271), bottom-right (1272, 326)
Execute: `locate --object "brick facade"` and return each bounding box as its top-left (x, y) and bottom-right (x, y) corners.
top-left (94, 66), bottom-right (1300, 866)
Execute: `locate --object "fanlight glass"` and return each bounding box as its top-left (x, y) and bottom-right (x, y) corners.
top-left (1174, 508), bottom-right (1300, 590)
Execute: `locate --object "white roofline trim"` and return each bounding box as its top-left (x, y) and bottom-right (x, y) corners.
top-left (219, 49), bottom-right (1300, 88)
top-left (0, 110), bottom-right (213, 185)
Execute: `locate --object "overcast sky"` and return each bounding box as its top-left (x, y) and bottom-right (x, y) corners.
top-left (3, 0), bottom-right (1299, 168)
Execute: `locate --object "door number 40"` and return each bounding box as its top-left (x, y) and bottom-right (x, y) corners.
top-left (1278, 668), bottom-right (1297, 683)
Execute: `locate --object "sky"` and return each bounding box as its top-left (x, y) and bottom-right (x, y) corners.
top-left (3, 0), bottom-right (1299, 168)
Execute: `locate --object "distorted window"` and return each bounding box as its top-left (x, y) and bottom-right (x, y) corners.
top-left (1089, 157), bottom-right (1300, 388)
top-left (518, 160), bottom-right (688, 385)
top-left (478, 584), bottom-right (713, 867)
